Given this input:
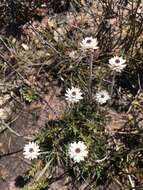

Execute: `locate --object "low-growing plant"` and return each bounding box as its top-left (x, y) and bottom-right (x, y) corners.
top-left (0, 0), bottom-right (143, 190)
top-left (20, 86), bottom-right (38, 103)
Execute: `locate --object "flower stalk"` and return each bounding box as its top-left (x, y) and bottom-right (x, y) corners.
top-left (89, 53), bottom-right (94, 99)
top-left (110, 71), bottom-right (116, 97)
top-left (36, 159), bottom-right (52, 181)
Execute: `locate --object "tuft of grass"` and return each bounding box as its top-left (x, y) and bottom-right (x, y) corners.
top-left (34, 99), bottom-right (108, 186)
top-left (22, 179), bottom-right (48, 190)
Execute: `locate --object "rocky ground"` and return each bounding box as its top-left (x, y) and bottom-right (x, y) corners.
top-left (0, 0), bottom-right (143, 189)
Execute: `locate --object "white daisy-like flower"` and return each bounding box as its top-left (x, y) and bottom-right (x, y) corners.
top-left (109, 56), bottom-right (126, 72)
top-left (65, 87), bottom-right (83, 103)
top-left (23, 142), bottom-right (40, 160)
top-left (80, 36), bottom-right (99, 50)
top-left (68, 141), bottom-right (88, 163)
top-left (69, 50), bottom-right (78, 59)
top-left (95, 90), bottom-right (110, 105)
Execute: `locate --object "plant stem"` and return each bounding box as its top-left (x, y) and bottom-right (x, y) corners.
top-left (89, 52), bottom-right (94, 99)
top-left (36, 160), bottom-right (52, 181)
top-left (126, 168), bottom-right (135, 190)
top-left (110, 71), bottom-right (116, 96)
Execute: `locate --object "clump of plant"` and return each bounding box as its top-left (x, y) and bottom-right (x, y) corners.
top-left (21, 31), bottom-right (143, 189)
top-left (22, 179), bottom-right (48, 190)
top-left (20, 86), bottom-right (38, 103)
top-left (22, 88), bottom-right (143, 189)
top-left (23, 98), bottom-right (108, 188)
top-left (0, 0), bottom-right (143, 190)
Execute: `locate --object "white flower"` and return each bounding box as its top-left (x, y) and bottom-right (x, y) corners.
top-left (80, 36), bottom-right (99, 50)
top-left (95, 90), bottom-right (110, 105)
top-left (23, 142), bottom-right (40, 160)
top-left (0, 107), bottom-right (12, 120)
top-left (21, 43), bottom-right (29, 51)
top-left (65, 87), bottom-right (83, 103)
top-left (0, 95), bottom-right (12, 120)
top-left (137, 5), bottom-right (143, 14)
top-left (69, 51), bottom-right (78, 59)
top-left (109, 56), bottom-right (126, 72)
top-left (68, 141), bottom-right (88, 163)
top-left (0, 95), bottom-right (10, 105)
top-left (53, 27), bottom-right (66, 42)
